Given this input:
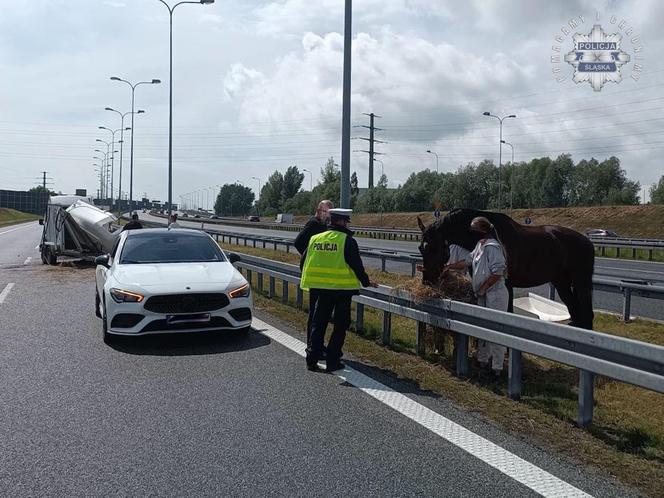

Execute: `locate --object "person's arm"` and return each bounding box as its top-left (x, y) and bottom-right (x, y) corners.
top-left (344, 236), bottom-right (376, 287)
top-left (477, 245), bottom-right (506, 295)
top-left (294, 218), bottom-right (318, 254)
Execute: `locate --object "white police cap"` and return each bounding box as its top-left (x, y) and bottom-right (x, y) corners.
top-left (329, 208), bottom-right (353, 220)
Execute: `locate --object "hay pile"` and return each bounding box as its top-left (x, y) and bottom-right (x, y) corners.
top-left (395, 270), bottom-right (476, 305)
top-left (394, 270), bottom-right (476, 358)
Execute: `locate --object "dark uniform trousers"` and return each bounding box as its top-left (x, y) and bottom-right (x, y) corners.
top-left (306, 289), bottom-right (353, 366)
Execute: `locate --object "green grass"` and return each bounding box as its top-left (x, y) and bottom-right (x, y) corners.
top-left (0, 208), bottom-right (39, 228)
top-left (596, 246), bottom-right (664, 263)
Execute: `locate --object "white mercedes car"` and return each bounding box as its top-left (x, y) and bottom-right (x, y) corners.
top-left (94, 228), bottom-right (252, 343)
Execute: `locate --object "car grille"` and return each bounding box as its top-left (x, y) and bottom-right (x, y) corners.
top-left (229, 307), bottom-right (252, 322)
top-left (140, 316), bottom-right (232, 333)
top-left (144, 293), bottom-right (230, 314)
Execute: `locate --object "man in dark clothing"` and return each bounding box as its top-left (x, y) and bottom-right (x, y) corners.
top-left (295, 200), bottom-right (333, 343)
top-left (122, 213), bottom-right (143, 231)
top-left (300, 208), bottom-right (377, 372)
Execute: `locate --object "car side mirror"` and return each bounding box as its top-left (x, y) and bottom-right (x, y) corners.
top-left (228, 252), bottom-right (241, 264)
top-left (38, 218), bottom-right (44, 225)
top-left (95, 254), bottom-right (110, 268)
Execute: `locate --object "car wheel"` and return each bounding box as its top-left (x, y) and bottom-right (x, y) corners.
top-left (95, 291), bottom-right (102, 318)
top-left (42, 245), bottom-right (56, 265)
top-left (101, 297), bottom-right (114, 345)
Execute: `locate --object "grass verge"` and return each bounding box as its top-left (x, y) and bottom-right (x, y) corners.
top-left (596, 246), bottom-right (664, 263)
top-left (0, 208), bottom-right (39, 228)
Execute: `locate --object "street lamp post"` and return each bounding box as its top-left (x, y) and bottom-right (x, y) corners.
top-left (95, 139), bottom-right (112, 200)
top-left (501, 139), bottom-right (515, 213)
top-left (99, 126), bottom-right (127, 211)
top-left (107, 107), bottom-right (144, 214)
top-left (252, 177), bottom-right (261, 215)
top-left (426, 150), bottom-right (439, 173)
top-left (302, 169), bottom-right (313, 190)
top-left (111, 77), bottom-right (161, 213)
top-left (483, 112), bottom-right (517, 210)
top-left (155, 0), bottom-right (215, 217)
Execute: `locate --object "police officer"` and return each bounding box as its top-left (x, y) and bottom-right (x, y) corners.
top-left (300, 208), bottom-right (377, 372)
top-left (295, 200), bottom-right (333, 342)
top-left (122, 213), bottom-right (143, 231)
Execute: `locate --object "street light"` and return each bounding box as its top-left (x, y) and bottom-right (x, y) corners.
top-left (252, 177), bottom-right (261, 215)
top-left (501, 139), bottom-right (515, 212)
top-left (106, 107), bottom-right (143, 214)
top-left (483, 112), bottom-right (517, 210)
top-left (426, 150), bottom-right (439, 173)
top-left (98, 126), bottom-right (126, 210)
top-left (302, 169), bottom-right (313, 190)
top-left (111, 77), bottom-right (160, 213)
top-left (155, 0), bottom-right (215, 217)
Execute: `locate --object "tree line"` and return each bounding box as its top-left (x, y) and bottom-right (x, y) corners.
top-left (212, 154), bottom-right (660, 216)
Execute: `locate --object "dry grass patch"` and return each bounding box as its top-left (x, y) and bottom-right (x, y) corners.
top-left (0, 208), bottom-right (38, 227)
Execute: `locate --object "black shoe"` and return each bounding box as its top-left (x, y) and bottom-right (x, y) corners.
top-left (326, 361), bottom-right (346, 372)
top-left (307, 362), bottom-right (322, 372)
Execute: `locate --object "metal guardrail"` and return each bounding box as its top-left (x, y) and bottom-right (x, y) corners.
top-left (231, 252), bottom-right (664, 427)
top-left (134, 216), bottom-right (664, 321)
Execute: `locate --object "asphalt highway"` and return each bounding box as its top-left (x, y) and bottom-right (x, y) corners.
top-left (142, 214), bottom-right (664, 321)
top-left (0, 221), bottom-right (639, 496)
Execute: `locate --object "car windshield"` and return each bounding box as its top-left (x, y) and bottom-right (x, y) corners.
top-left (119, 232), bottom-right (225, 264)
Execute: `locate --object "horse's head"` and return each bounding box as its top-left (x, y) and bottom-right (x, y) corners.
top-left (417, 216), bottom-right (450, 284)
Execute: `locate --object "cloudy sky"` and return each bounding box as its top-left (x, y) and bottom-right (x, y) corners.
top-left (1, 0), bottom-right (662, 205)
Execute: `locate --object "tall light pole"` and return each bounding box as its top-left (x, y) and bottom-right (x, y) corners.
top-left (483, 112), bottom-right (516, 210)
top-left (340, 0), bottom-right (352, 208)
top-left (302, 169), bottom-right (313, 190)
top-left (111, 77), bottom-right (161, 213)
top-left (252, 177), bottom-right (261, 215)
top-left (501, 139), bottom-right (515, 213)
top-left (106, 107), bottom-right (144, 213)
top-left (155, 0), bottom-right (215, 217)
top-left (99, 126), bottom-right (127, 210)
top-left (95, 139), bottom-right (112, 200)
top-left (426, 150), bottom-right (438, 173)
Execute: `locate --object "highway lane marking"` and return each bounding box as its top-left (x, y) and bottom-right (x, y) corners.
top-left (252, 317), bottom-right (592, 498)
top-left (0, 283), bottom-right (15, 304)
top-left (0, 224), bottom-right (33, 236)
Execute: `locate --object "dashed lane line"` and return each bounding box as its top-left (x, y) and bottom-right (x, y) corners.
top-left (0, 283), bottom-right (15, 304)
top-left (252, 317), bottom-right (592, 498)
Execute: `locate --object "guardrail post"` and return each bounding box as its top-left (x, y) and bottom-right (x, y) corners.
top-left (253, 239), bottom-right (257, 248)
top-left (411, 261), bottom-right (416, 277)
top-left (622, 287), bottom-right (632, 322)
top-left (282, 280), bottom-right (289, 304)
top-left (508, 349), bottom-right (522, 400)
top-left (268, 276), bottom-right (276, 297)
top-left (631, 248), bottom-right (637, 259)
top-left (548, 283), bottom-right (556, 301)
top-left (455, 333), bottom-right (469, 377)
top-left (382, 311), bottom-right (391, 345)
top-left (257, 273), bottom-right (264, 294)
top-left (648, 249), bottom-right (653, 261)
top-left (243, 237), bottom-right (248, 246)
top-left (263, 240), bottom-right (266, 248)
top-left (617, 247), bottom-right (621, 258)
top-left (296, 287), bottom-right (303, 308)
top-left (273, 242), bottom-right (278, 250)
top-left (578, 370), bottom-right (594, 427)
top-left (246, 269), bottom-right (253, 285)
top-left (355, 303), bottom-right (364, 332)
top-left (215, 234), bottom-right (219, 242)
top-left (416, 322), bottom-right (426, 357)
top-left (286, 244), bottom-right (290, 254)
top-left (381, 257), bottom-right (386, 272)
top-left (600, 246), bottom-right (606, 256)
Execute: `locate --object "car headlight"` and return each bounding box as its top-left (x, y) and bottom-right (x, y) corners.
top-left (228, 283), bottom-right (250, 299)
top-left (110, 288), bottom-right (145, 303)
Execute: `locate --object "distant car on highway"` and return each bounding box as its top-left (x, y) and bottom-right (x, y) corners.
top-left (209, 214), bottom-right (219, 219)
top-left (248, 215), bottom-right (260, 222)
top-left (586, 228), bottom-right (619, 238)
top-left (182, 213), bottom-right (189, 218)
top-left (94, 228), bottom-right (252, 344)
top-left (194, 214), bottom-right (201, 218)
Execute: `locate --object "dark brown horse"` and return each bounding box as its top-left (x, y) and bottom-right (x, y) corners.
top-left (417, 208), bottom-right (595, 329)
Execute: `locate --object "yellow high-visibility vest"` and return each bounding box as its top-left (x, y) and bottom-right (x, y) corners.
top-left (300, 230), bottom-right (361, 291)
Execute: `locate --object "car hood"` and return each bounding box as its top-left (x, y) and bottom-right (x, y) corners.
top-left (112, 262), bottom-right (243, 288)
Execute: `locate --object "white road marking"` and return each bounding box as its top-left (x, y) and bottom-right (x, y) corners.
top-left (0, 224), bottom-right (33, 236)
top-left (23, 257), bottom-right (32, 265)
top-left (252, 317), bottom-right (592, 498)
top-left (35, 245), bottom-right (40, 250)
top-left (0, 283), bottom-right (15, 304)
